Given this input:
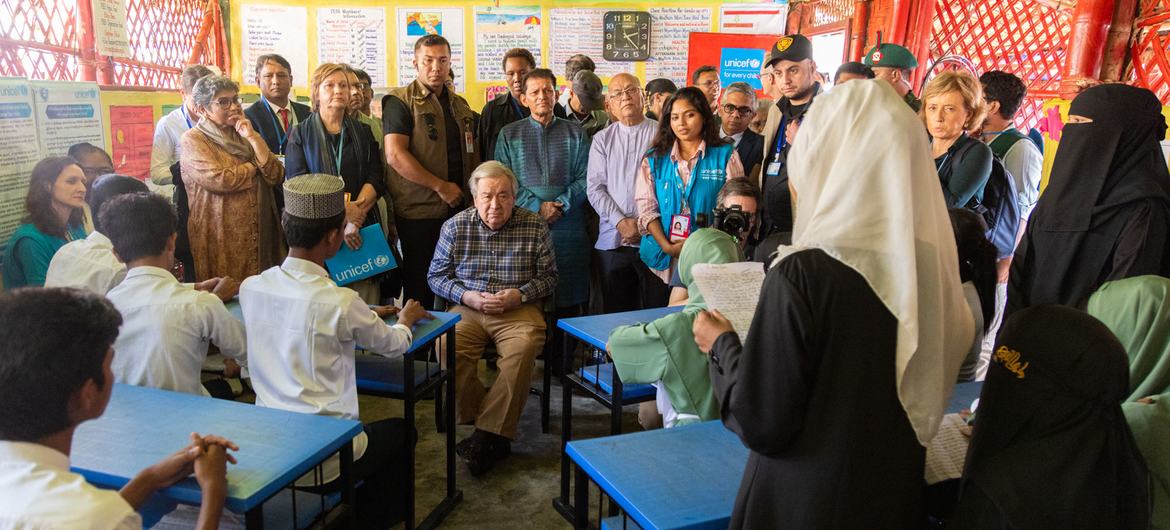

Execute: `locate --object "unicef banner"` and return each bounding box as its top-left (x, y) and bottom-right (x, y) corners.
top-left (686, 32), bottom-right (785, 100)
top-left (30, 80), bottom-right (105, 157)
top-left (0, 78), bottom-right (41, 245)
top-left (325, 223), bottom-right (398, 286)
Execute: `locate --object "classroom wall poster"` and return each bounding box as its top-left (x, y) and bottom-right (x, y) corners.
top-left (109, 105), bottom-right (153, 180)
top-left (718, 3), bottom-right (789, 35)
top-left (645, 7), bottom-right (713, 86)
top-left (317, 8), bottom-right (388, 88)
top-left (396, 8), bottom-right (466, 92)
top-left (92, 0), bottom-right (131, 58)
top-left (31, 80), bottom-right (105, 158)
top-left (241, 5), bottom-right (309, 88)
top-left (0, 78), bottom-right (41, 245)
top-left (473, 6), bottom-right (542, 84)
top-left (687, 32), bottom-right (785, 99)
top-left (549, 8), bottom-right (634, 79)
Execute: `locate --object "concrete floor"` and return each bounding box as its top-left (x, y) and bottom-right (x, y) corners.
top-left (160, 360), bottom-right (646, 530)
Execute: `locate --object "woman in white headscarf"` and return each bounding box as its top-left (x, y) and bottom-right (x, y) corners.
top-left (694, 79), bottom-right (974, 529)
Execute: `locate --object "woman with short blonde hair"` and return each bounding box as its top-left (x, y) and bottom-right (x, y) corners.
top-left (921, 71), bottom-right (993, 208)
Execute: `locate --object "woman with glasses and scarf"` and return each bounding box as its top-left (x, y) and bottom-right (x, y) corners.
top-left (284, 63), bottom-right (388, 303)
top-left (181, 74), bottom-right (286, 282)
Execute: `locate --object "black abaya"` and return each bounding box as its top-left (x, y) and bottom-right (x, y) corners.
top-left (709, 248), bottom-right (924, 529)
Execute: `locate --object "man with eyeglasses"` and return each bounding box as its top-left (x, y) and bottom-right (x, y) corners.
top-left (759, 34), bottom-right (821, 236)
top-left (718, 82), bottom-right (764, 180)
top-left (692, 65), bottom-right (721, 111)
top-left (587, 73), bottom-right (670, 313)
top-left (478, 48), bottom-right (567, 162)
top-left (243, 54), bottom-right (310, 156)
top-left (383, 34), bottom-right (479, 310)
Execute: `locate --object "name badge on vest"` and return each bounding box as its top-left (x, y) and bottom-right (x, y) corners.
top-left (669, 214), bottom-right (690, 243)
top-left (765, 161), bottom-right (782, 177)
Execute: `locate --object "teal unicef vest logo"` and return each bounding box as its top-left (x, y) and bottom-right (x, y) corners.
top-left (639, 143), bottom-right (735, 271)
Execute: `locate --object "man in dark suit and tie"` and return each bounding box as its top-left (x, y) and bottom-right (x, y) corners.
top-left (718, 82), bottom-right (764, 182)
top-left (243, 54), bottom-right (311, 156)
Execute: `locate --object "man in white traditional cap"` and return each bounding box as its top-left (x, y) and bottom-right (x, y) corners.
top-left (240, 173), bottom-right (431, 527)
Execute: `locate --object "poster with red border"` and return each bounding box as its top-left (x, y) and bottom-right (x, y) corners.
top-left (109, 105), bottom-right (153, 180)
top-left (686, 32), bottom-right (785, 99)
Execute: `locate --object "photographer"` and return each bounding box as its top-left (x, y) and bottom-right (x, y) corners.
top-left (666, 179), bottom-right (761, 306)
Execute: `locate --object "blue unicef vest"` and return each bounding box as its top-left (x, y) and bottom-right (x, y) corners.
top-left (639, 143), bottom-right (735, 271)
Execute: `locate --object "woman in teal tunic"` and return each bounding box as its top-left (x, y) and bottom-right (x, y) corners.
top-left (2, 157), bottom-right (88, 288)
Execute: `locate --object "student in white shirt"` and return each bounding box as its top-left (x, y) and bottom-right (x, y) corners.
top-left (101, 192), bottom-right (246, 397)
top-left (45, 174), bottom-right (148, 295)
top-left (150, 65), bottom-right (214, 195)
top-left (0, 287), bottom-right (236, 530)
top-left (241, 174), bottom-right (430, 527)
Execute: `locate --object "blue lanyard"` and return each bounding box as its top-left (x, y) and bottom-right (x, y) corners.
top-left (332, 127), bottom-right (345, 175)
top-left (773, 114), bottom-right (789, 158)
top-left (180, 105), bottom-right (193, 129)
top-left (261, 96), bottom-right (287, 152)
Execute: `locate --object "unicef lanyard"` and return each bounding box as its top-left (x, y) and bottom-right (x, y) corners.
top-left (180, 105), bottom-right (193, 129)
top-left (261, 96), bottom-right (288, 151)
top-left (331, 127), bottom-right (346, 176)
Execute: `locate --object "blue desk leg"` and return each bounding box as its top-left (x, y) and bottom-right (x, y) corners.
top-left (404, 354), bottom-right (417, 530)
top-left (340, 442), bottom-right (356, 529)
top-left (573, 461), bottom-right (589, 530)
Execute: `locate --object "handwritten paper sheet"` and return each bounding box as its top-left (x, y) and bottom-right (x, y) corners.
top-left (474, 6), bottom-right (543, 83)
top-left (92, 0), bottom-right (131, 57)
top-left (241, 5), bottom-right (309, 87)
top-left (925, 413), bottom-right (972, 484)
top-left (646, 7), bottom-right (713, 85)
top-left (396, 8), bottom-right (466, 92)
top-left (549, 8), bottom-right (634, 79)
top-left (317, 8), bottom-right (388, 87)
top-left (691, 261), bottom-right (765, 342)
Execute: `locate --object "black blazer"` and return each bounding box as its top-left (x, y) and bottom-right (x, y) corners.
top-left (735, 128), bottom-right (765, 179)
top-left (244, 99), bottom-right (311, 155)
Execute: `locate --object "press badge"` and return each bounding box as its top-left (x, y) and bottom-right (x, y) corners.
top-left (765, 161), bottom-right (782, 177)
top-left (669, 214), bottom-right (691, 242)
top-left (465, 130), bottom-right (474, 153)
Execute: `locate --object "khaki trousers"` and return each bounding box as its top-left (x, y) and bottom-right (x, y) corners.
top-left (444, 303), bottom-right (546, 439)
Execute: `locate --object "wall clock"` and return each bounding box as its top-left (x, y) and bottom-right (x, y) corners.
top-left (603, 11), bottom-right (651, 62)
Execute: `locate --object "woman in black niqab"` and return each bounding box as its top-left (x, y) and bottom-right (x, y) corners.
top-left (1007, 84), bottom-right (1170, 314)
top-left (952, 304), bottom-right (1150, 529)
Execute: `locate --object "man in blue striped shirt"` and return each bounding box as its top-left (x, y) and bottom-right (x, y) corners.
top-left (427, 161), bottom-right (558, 476)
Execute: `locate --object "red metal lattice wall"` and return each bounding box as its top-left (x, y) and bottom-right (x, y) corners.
top-left (930, 0), bottom-right (1072, 129)
top-left (1131, 0), bottom-right (1170, 102)
top-left (812, 0), bottom-right (855, 27)
top-left (0, 0), bottom-right (225, 89)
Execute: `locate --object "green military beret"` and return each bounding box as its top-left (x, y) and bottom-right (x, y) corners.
top-left (863, 43), bottom-right (918, 69)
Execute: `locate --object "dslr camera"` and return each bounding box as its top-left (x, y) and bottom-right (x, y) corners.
top-left (711, 205), bottom-right (751, 237)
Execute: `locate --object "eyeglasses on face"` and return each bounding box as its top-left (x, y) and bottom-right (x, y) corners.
top-left (211, 96), bottom-right (243, 108)
top-left (698, 80), bottom-right (721, 88)
top-left (722, 104), bottom-right (754, 117)
top-left (609, 87), bottom-right (642, 100)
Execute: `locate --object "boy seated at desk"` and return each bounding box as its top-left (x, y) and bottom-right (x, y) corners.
top-left (101, 193), bottom-right (248, 398)
top-left (240, 174), bottom-right (430, 527)
top-left (608, 229), bottom-right (742, 429)
top-left (0, 287), bottom-right (237, 530)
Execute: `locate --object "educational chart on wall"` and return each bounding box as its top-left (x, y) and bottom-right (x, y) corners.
top-left (30, 80), bottom-right (105, 158)
top-left (718, 2), bottom-right (789, 34)
top-left (473, 6), bottom-right (542, 84)
top-left (549, 8), bottom-right (634, 79)
top-left (317, 8), bottom-right (388, 87)
top-left (241, 5), bottom-right (309, 87)
top-left (92, 0), bottom-right (131, 57)
top-left (0, 78), bottom-right (41, 245)
top-left (645, 7), bottom-right (713, 85)
top-left (109, 105), bottom-right (154, 180)
top-left (396, 8), bottom-right (466, 92)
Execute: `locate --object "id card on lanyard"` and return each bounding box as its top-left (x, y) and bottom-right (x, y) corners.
top-left (263, 97), bottom-right (288, 154)
top-left (765, 114), bottom-right (789, 178)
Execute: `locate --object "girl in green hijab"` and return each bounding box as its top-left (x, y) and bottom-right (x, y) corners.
top-left (607, 228), bottom-right (742, 427)
top-left (1088, 275), bottom-right (1170, 529)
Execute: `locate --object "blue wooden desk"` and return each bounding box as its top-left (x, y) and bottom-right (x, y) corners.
top-left (226, 301), bottom-right (463, 530)
top-left (554, 306), bottom-right (682, 525)
top-left (567, 420), bottom-right (748, 530)
top-left (72, 384), bottom-right (360, 528)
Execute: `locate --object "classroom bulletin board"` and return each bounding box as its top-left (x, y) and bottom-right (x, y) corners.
top-left (228, 0), bottom-right (786, 111)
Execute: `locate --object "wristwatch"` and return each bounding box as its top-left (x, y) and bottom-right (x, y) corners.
top-left (521, 292), bottom-right (529, 304)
